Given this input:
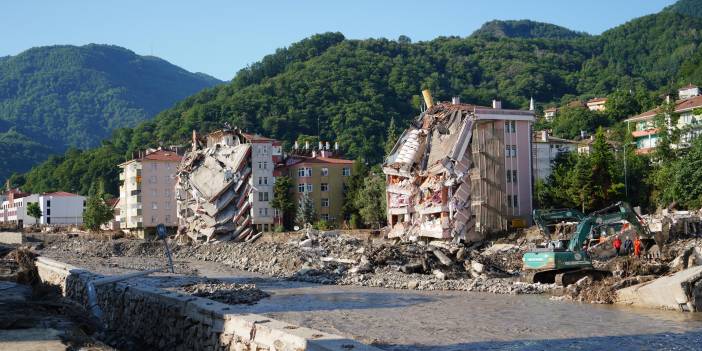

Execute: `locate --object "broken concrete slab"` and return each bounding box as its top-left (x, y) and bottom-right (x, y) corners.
top-left (616, 265), bottom-right (702, 312)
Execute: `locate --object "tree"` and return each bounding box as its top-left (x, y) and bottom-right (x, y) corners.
top-left (566, 153), bottom-right (594, 212)
top-left (26, 202), bottom-right (42, 225)
top-left (353, 172), bottom-right (387, 228)
top-left (270, 176), bottom-right (295, 229)
top-left (385, 117), bottom-right (399, 155)
top-left (341, 160), bottom-right (368, 220)
top-left (83, 180), bottom-right (114, 231)
top-left (589, 128), bottom-right (624, 209)
top-left (295, 192), bottom-right (317, 226)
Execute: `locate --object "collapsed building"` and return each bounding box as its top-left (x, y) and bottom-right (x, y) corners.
top-left (175, 129), bottom-right (282, 242)
top-left (383, 91), bottom-right (535, 242)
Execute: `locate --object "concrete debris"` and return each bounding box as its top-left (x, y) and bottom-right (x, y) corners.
top-left (175, 128), bottom-right (256, 242)
top-left (176, 279), bottom-right (270, 305)
top-left (383, 98), bottom-right (535, 242)
top-left (616, 265), bottom-right (702, 312)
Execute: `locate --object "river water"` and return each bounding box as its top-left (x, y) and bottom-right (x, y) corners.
top-left (50, 254), bottom-right (702, 350)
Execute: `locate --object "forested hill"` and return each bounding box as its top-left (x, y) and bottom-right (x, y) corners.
top-left (0, 44), bottom-right (222, 181)
top-left (12, 0), bottom-right (702, 195)
top-left (471, 20), bottom-right (588, 40)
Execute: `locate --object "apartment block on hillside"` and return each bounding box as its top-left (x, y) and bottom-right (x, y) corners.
top-left (532, 130), bottom-right (578, 181)
top-left (119, 148), bottom-right (182, 237)
top-left (624, 84), bottom-right (702, 154)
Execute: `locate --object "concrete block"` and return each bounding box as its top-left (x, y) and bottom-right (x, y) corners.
top-left (617, 265), bottom-right (702, 312)
top-left (0, 231), bottom-right (22, 244)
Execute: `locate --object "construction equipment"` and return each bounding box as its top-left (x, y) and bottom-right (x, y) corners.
top-left (532, 208), bottom-right (585, 245)
top-left (523, 202), bottom-right (652, 286)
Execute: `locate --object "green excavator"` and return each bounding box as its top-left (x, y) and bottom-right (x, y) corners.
top-left (522, 202), bottom-right (654, 286)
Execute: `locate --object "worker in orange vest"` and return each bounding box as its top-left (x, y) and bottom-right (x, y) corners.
top-left (634, 237), bottom-right (642, 258)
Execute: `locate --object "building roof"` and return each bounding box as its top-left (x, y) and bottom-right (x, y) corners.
top-left (587, 97), bottom-right (608, 104)
top-left (120, 149), bottom-right (182, 166)
top-left (42, 191), bottom-right (81, 197)
top-left (624, 95), bottom-right (702, 122)
top-left (287, 155), bottom-right (354, 166)
top-left (242, 133), bottom-right (278, 143)
top-left (681, 83), bottom-right (698, 90)
top-left (544, 107), bottom-right (558, 113)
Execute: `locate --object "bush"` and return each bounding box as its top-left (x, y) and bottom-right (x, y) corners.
top-left (349, 214), bottom-right (361, 229)
top-left (274, 224), bottom-right (286, 233)
top-left (314, 219), bottom-right (331, 231)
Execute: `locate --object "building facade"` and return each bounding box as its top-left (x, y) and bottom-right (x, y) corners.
top-left (277, 150), bottom-right (354, 226)
top-left (624, 85), bottom-right (702, 155)
top-left (544, 107), bottom-right (558, 121)
top-left (586, 98), bottom-right (608, 111)
top-left (119, 148), bottom-right (182, 237)
top-left (0, 190), bottom-right (85, 227)
top-left (532, 130), bottom-right (578, 181)
top-left (243, 133), bottom-right (283, 232)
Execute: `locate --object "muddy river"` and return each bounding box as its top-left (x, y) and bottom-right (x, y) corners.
top-left (48, 254), bottom-right (702, 350)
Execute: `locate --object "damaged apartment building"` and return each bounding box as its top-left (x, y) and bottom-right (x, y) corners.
top-left (175, 128), bottom-right (283, 242)
top-left (383, 91), bottom-right (535, 242)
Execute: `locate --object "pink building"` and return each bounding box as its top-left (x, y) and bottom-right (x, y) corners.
top-left (384, 97), bottom-right (535, 242)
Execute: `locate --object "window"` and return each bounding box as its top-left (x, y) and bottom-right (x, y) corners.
top-left (149, 176), bottom-right (157, 184)
top-left (511, 121), bottom-right (516, 133)
top-left (264, 208), bottom-right (268, 216)
top-left (46, 200), bottom-right (51, 207)
top-left (321, 168), bottom-right (329, 176)
top-left (306, 184), bottom-right (313, 192)
top-left (512, 170), bottom-right (517, 183)
top-left (258, 162), bottom-right (263, 169)
top-left (321, 183), bottom-right (329, 192)
top-left (258, 208), bottom-right (269, 217)
top-left (258, 177), bottom-right (263, 185)
top-left (47, 208), bottom-right (51, 216)
top-left (513, 195), bottom-right (519, 208)
top-left (506, 170), bottom-right (512, 183)
top-left (505, 145), bottom-right (511, 157)
top-left (507, 195), bottom-right (512, 208)
top-left (264, 177), bottom-right (268, 185)
top-left (165, 189), bottom-right (171, 197)
top-left (264, 162), bottom-right (268, 170)
top-left (321, 198), bottom-right (329, 207)
top-left (342, 167), bottom-right (351, 176)
top-left (321, 214), bottom-right (329, 221)
top-left (47, 217), bottom-right (51, 224)
top-left (258, 192), bottom-right (269, 201)
top-left (152, 202), bottom-right (158, 210)
top-left (151, 216), bottom-right (156, 224)
top-left (511, 145), bottom-right (517, 157)
top-left (165, 202), bottom-right (172, 210)
top-left (298, 184), bottom-right (305, 193)
top-left (298, 168), bottom-right (306, 177)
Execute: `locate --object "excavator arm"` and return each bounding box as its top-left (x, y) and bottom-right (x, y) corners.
top-left (567, 202), bottom-right (652, 252)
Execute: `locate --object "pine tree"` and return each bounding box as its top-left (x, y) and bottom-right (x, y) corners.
top-left (270, 176), bottom-right (295, 229)
top-left (295, 192), bottom-right (317, 226)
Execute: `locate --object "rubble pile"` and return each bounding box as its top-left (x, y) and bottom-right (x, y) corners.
top-left (176, 279), bottom-right (270, 305)
top-left (176, 129), bottom-right (254, 242)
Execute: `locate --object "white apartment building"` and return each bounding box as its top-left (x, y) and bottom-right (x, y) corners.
top-left (0, 190), bottom-right (85, 227)
top-left (242, 133), bottom-right (283, 232)
top-left (532, 130), bottom-right (578, 181)
top-left (119, 148), bottom-right (181, 237)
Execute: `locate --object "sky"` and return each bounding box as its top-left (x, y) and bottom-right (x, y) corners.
top-left (1, 0), bottom-right (677, 81)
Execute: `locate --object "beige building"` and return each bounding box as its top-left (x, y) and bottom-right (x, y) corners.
top-left (586, 98), bottom-right (608, 111)
top-left (119, 149), bottom-right (182, 238)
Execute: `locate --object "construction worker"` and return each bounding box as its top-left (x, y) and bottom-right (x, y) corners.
top-left (634, 237), bottom-right (642, 258)
top-left (613, 236), bottom-right (622, 256)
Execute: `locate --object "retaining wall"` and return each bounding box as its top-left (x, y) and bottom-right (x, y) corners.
top-left (36, 256), bottom-right (378, 351)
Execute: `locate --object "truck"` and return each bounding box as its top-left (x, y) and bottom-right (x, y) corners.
top-left (522, 202), bottom-right (655, 286)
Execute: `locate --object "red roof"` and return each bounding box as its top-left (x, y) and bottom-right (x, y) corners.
top-left (42, 191), bottom-right (81, 197)
top-left (242, 133), bottom-right (278, 143)
top-left (142, 149), bottom-right (182, 162)
top-left (626, 95), bottom-right (702, 122)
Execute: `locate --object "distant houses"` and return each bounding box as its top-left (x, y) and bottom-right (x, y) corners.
top-left (624, 84), bottom-right (702, 154)
top-left (0, 186), bottom-right (86, 228)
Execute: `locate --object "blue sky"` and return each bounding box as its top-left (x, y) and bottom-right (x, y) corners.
top-left (2, 0), bottom-right (676, 80)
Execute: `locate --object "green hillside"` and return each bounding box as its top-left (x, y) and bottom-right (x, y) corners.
top-left (0, 44), bottom-right (221, 181)
top-left (471, 20), bottom-right (588, 40)
top-left (12, 0), bottom-right (702, 196)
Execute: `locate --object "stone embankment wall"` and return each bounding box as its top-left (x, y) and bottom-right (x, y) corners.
top-left (35, 256), bottom-right (378, 351)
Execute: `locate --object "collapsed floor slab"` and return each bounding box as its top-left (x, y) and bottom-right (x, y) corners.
top-left (616, 265), bottom-right (702, 312)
